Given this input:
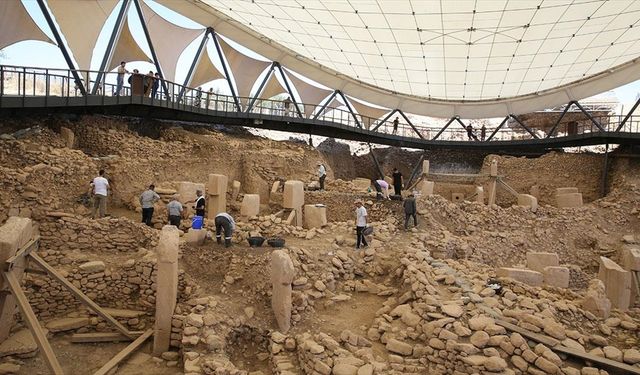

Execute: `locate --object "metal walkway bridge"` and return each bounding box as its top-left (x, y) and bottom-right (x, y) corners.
top-left (1, 65), bottom-right (639, 151)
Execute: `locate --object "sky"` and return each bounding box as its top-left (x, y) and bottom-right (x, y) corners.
top-left (2, 0), bottom-right (640, 117)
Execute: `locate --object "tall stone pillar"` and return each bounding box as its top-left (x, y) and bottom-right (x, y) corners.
top-left (153, 225), bottom-right (180, 355)
top-left (0, 217), bottom-right (34, 342)
top-left (283, 180), bottom-right (304, 227)
top-left (206, 174), bottom-right (228, 219)
top-left (271, 250), bottom-right (294, 333)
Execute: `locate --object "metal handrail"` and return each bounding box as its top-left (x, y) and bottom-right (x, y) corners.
top-left (1, 64), bottom-right (639, 143)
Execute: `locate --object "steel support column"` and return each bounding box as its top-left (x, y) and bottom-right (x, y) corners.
top-left (432, 116), bottom-right (457, 140)
top-left (616, 96), bottom-right (640, 132)
top-left (398, 110), bottom-right (424, 139)
top-left (212, 30), bottom-right (241, 111)
top-left (372, 109), bottom-right (398, 132)
top-left (368, 143), bottom-right (385, 180)
top-left (546, 102), bottom-right (574, 138)
top-left (574, 101), bottom-right (606, 132)
top-left (312, 91), bottom-right (338, 119)
top-left (336, 91), bottom-right (362, 128)
top-left (36, 0), bottom-right (87, 96)
top-left (92, 0), bottom-right (131, 95)
top-left (486, 116), bottom-right (509, 141)
top-left (405, 153), bottom-right (425, 188)
top-left (275, 63), bottom-right (303, 118)
top-left (509, 114), bottom-right (539, 139)
top-left (179, 29), bottom-right (210, 102)
top-left (600, 143), bottom-right (610, 198)
top-left (132, 0), bottom-right (168, 96)
top-left (246, 63), bottom-right (275, 112)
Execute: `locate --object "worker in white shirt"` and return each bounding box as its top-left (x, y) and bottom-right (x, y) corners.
top-left (317, 162), bottom-right (327, 191)
top-left (215, 212), bottom-right (236, 248)
top-left (90, 169), bottom-right (109, 219)
top-left (355, 200), bottom-right (368, 249)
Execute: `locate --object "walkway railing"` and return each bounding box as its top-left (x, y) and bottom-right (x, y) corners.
top-left (1, 64), bottom-right (639, 144)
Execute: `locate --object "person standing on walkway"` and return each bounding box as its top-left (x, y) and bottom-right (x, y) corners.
top-left (466, 124), bottom-right (475, 141)
top-left (355, 200), bottom-right (368, 249)
top-left (194, 190), bottom-right (206, 218)
top-left (151, 73), bottom-right (161, 99)
top-left (90, 170), bottom-right (109, 219)
top-left (392, 168), bottom-right (403, 196)
top-left (215, 212), bottom-right (236, 247)
top-left (283, 96), bottom-right (292, 116)
top-left (116, 61), bottom-right (128, 96)
top-left (317, 162), bottom-right (327, 191)
top-left (480, 124), bottom-right (487, 141)
top-left (139, 184), bottom-right (160, 226)
top-left (167, 195), bottom-right (183, 227)
top-left (392, 117), bottom-right (399, 135)
top-left (194, 87), bottom-right (203, 107)
top-left (403, 193), bottom-right (418, 230)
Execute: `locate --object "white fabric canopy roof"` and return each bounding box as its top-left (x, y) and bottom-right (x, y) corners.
top-left (257, 71), bottom-right (287, 100)
top-left (189, 46), bottom-right (225, 88)
top-left (109, 20), bottom-right (152, 71)
top-left (157, 0), bottom-right (640, 118)
top-left (47, 0), bottom-right (119, 70)
top-left (0, 0), bottom-right (53, 50)
top-left (138, 1), bottom-right (203, 81)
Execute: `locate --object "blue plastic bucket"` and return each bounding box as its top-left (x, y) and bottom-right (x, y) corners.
top-left (192, 215), bottom-right (203, 229)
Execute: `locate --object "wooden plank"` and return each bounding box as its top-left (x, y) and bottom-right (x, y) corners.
top-left (555, 345), bottom-right (640, 375)
top-left (3, 237), bottom-right (38, 270)
top-left (93, 329), bottom-right (153, 375)
top-left (495, 318), bottom-right (640, 375)
top-left (29, 253), bottom-right (135, 339)
top-left (4, 271), bottom-right (64, 375)
top-left (495, 320), bottom-right (559, 347)
top-left (71, 332), bottom-right (142, 343)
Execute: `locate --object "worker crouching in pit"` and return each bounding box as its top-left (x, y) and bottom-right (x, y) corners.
top-left (215, 212), bottom-right (236, 247)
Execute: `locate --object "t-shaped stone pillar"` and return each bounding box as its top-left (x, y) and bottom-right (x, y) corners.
top-left (153, 225), bottom-right (180, 355)
top-left (206, 174), bottom-right (228, 219)
top-left (0, 217), bottom-right (34, 342)
top-left (422, 160), bottom-right (430, 175)
top-left (283, 180), bottom-right (304, 227)
top-left (271, 250), bottom-right (294, 333)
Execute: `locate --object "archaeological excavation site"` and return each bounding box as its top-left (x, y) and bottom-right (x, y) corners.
top-left (0, 114), bottom-right (638, 375)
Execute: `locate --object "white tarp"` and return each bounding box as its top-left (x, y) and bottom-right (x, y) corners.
top-left (109, 20), bottom-right (152, 70)
top-left (47, 0), bottom-right (119, 70)
top-left (139, 1), bottom-right (203, 81)
top-left (347, 97), bottom-right (390, 130)
top-left (217, 35), bottom-right (272, 105)
top-left (189, 47), bottom-right (225, 88)
top-left (0, 0), bottom-right (53, 49)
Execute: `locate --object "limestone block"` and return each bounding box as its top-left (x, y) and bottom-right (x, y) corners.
top-left (271, 250), bottom-right (295, 333)
top-left (208, 195), bottom-right (226, 219)
top-left (543, 266), bottom-right (570, 288)
top-left (526, 252), bottom-right (559, 273)
top-left (422, 160), bottom-right (430, 175)
top-left (207, 174), bottom-right (228, 196)
top-left (185, 228), bottom-right (206, 246)
top-left (556, 193), bottom-right (583, 208)
top-left (419, 180), bottom-right (434, 196)
top-left (490, 159), bottom-right (498, 176)
top-left (582, 280), bottom-right (611, 318)
top-left (620, 245), bottom-right (640, 271)
top-left (283, 180), bottom-right (304, 209)
top-left (60, 126), bottom-right (75, 148)
top-left (79, 261), bottom-right (106, 273)
top-left (496, 268), bottom-right (543, 287)
top-left (0, 217), bottom-right (34, 342)
top-left (153, 226), bottom-right (180, 355)
top-left (598, 257), bottom-right (632, 311)
top-left (231, 180), bottom-right (241, 200)
top-left (177, 182), bottom-right (205, 205)
top-left (556, 187), bottom-right (579, 195)
top-left (304, 204), bottom-right (327, 229)
top-left (271, 181), bottom-right (281, 194)
top-left (475, 186), bottom-right (484, 204)
top-left (241, 194), bottom-right (260, 217)
top-left (452, 193), bottom-right (464, 202)
top-left (517, 194), bottom-right (538, 212)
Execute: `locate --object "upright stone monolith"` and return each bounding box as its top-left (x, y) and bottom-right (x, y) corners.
top-left (0, 217), bottom-right (34, 342)
top-left (153, 225), bottom-right (180, 355)
top-left (207, 174), bottom-right (228, 219)
top-left (283, 180), bottom-right (304, 227)
top-left (271, 250), bottom-right (294, 333)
